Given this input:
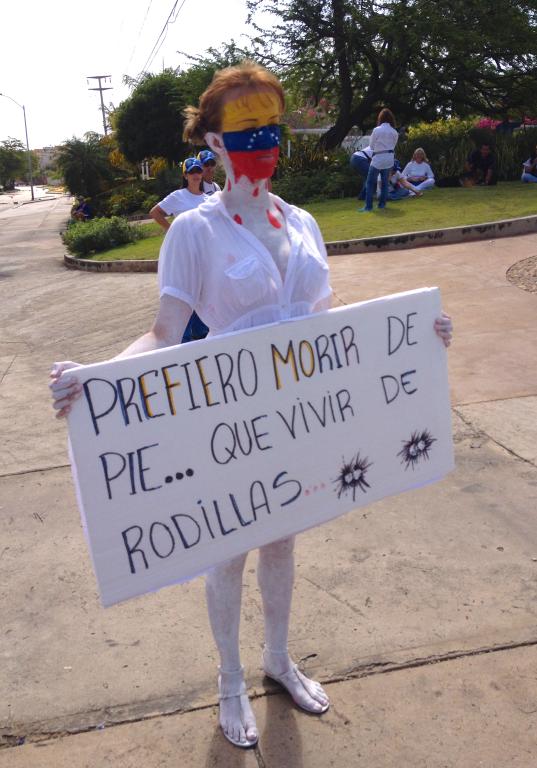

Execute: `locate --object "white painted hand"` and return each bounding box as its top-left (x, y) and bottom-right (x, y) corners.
top-left (50, 361), bottom-right (84, 419)
top-left (434, 311), bottom-right (453, 348)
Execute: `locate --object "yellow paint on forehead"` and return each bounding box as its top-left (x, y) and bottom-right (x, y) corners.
top-left (221, 92), bottom-right (281, 133)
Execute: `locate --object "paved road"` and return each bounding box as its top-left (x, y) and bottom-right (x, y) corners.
top-left (1, 199), bottom-right (536, 766)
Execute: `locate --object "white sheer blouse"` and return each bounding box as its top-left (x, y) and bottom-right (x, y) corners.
top-left (158, 193), bottom-right (332, 338)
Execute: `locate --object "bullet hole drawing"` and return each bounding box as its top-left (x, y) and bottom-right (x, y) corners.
top-left (398, 429), bottom-right (436, 470)
top-left (334, 452), bottom-right (372, 501)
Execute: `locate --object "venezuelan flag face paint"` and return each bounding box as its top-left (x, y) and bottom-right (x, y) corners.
top-left (221, 92), bottom-right (281, 182)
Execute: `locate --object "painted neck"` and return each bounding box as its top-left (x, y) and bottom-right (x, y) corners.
top-left (221, 171), bottom-right (271, 210)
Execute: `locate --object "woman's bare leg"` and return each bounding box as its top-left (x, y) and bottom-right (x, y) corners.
top-left (258, 536), bottom-right (329, 711)
top-left (206, 554), bottom-right (257, 744)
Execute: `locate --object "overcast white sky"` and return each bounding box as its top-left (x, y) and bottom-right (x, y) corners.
top-left (1, 0), bottom-right (270, 149)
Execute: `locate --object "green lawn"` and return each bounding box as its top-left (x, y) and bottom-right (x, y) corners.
top-left (82, 235), bottom-right (163, 261)
top-left (78, 182), bottom-right (537, 261)
top-left (303, 181), bottom-right (537, 242)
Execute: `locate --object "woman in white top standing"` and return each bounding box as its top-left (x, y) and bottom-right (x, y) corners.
top-left (50, 61), bottom-right (453, 750)
top-left (150, 158), bottom-right (209, 343)
top-left (150, 157), bottom-right (208, 232)
top-left (359, 108), bottom-right (399, 212)
top-left (402, 148), bottom-right (435, 191)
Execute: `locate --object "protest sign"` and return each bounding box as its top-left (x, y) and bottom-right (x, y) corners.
top-left (67, 287), bottom-right (454, 607)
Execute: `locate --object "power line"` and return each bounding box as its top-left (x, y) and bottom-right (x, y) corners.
top-left (140, 0), bottom-right (186, 74)
top-left (125, 0), bottom-right (154, 75)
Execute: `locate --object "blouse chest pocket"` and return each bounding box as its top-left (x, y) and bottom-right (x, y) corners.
top-left (300, 249), bottom-right (330, 299)
top-left (225, 256), bottom-right (269, 306)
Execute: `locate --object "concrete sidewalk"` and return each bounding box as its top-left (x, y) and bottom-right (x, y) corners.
top-left (1, 199), bottom-right (536, 766)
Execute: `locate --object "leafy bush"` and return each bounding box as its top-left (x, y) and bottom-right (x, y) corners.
top-left (272, 140), bottom-right (362, 204)
top-left (141, 194), bottom-right (160, 213)
top-left (63, 216), bottom-right (144, 256)
top-left (86, 179), bottom-right (159, 218)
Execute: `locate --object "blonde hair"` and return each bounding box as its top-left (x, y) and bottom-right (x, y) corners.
top-left (183, 60), bottom-right (286, 144)
top-left (412, 147), bottom-right (429, 163)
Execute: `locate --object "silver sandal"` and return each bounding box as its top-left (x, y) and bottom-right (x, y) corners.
top-left (217, 665), bottom-right (258, 748)
top-left (262, 647), bottom-right (329, 714)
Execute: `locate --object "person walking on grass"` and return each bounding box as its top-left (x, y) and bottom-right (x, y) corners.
top-left (359, 108), bottom-right (399, 212)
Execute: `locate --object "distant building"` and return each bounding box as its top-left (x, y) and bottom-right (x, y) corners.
top-left (33, 146), bottom-right (60, 169)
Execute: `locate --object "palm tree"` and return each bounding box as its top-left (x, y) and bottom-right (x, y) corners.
top-left (57, 133), bottom-right (116, 198)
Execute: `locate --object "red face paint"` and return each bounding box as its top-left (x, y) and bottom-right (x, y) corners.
top-left (234, 214), bottom-right (242, 225)
top-left (253, 187), bottom-right (259, 197)
top-left (228, 147), bottom-right (279, 183)
top-left (267, 209), bottom-right (281, 229)
top-left (227, 180), bottom-right (231, 191)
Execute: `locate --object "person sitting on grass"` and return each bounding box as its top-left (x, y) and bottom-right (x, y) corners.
top-left (402, 149), bottom-right (435, 191)
top-left (521, 148), bottom-right (537, 183)
top-left (378, 161), bottom-right (423, 201)
top-left (72, 196), bottom-right (93, 222)
top-left (461, 143), bottom-right (497, 186)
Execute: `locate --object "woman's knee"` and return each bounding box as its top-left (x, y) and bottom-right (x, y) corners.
top-left (210, 552), bottom-right (248, 580)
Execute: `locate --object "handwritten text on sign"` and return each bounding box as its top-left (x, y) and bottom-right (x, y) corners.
top-left (67, 288), bottom-right (454, 607)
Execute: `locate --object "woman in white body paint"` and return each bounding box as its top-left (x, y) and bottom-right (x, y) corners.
top-left (50, 61), bottom-right (453, 750)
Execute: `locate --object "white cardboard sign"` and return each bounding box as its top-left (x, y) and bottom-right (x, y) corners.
top-left (67, 288), bottom-right (454, 607)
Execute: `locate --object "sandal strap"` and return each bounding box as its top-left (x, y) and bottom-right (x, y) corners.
top-left (218, 664), bottom-right (244, 675)
top-left (272, 664), bottom-right (299, 683)
top-left (218, 685), bottom-right (248, 701)
top-left (264, 645), bottom-right (290, 655)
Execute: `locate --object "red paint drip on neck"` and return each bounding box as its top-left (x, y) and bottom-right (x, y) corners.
top-left (234, 214), bottom-right (242, 225)
top-left (253, 187), bottom-right (259, 197)
top-left (267, 209), bottom-right (281, 229)
top-left (275, 203), bottom-right (283, 214)
top-left (227, 180), bottom-right (231, 191)
top-left (234, 169), bottom-right (242, 185)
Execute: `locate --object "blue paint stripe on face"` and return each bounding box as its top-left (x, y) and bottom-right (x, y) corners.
top-left (223, 125), bottom-right (281, 153)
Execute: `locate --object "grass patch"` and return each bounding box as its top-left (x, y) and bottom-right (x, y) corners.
top-left (78, 182), bottom-right (537, 260)
top-left (80, 235), bottom-right (163, 261)
top-left (303, 181), bottom-right (537, 241)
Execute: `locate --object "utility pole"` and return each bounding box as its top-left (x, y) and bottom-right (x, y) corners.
top-left (0, 93), bottom-right (34, 200)
top-left (87, 75), bottom-right (112, 136)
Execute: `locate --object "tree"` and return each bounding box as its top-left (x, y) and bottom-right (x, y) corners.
top-left (115, 70), bottom-right (190, 167)
top-left (57, 133), bottom-right (116, 198)
top-left (0, 138), bottom-right (35, 190)
top-left (246, 0), bottom-right (537, 149)
top-left (115, 45), bottom-right (250, 167)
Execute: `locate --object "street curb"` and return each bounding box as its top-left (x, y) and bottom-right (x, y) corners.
top-left (63, 254), bottom-right (158, 272)
top-left (324, 213), bottom-right (537, 255)
top-left (63, 213), bottom-right (537, 272)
